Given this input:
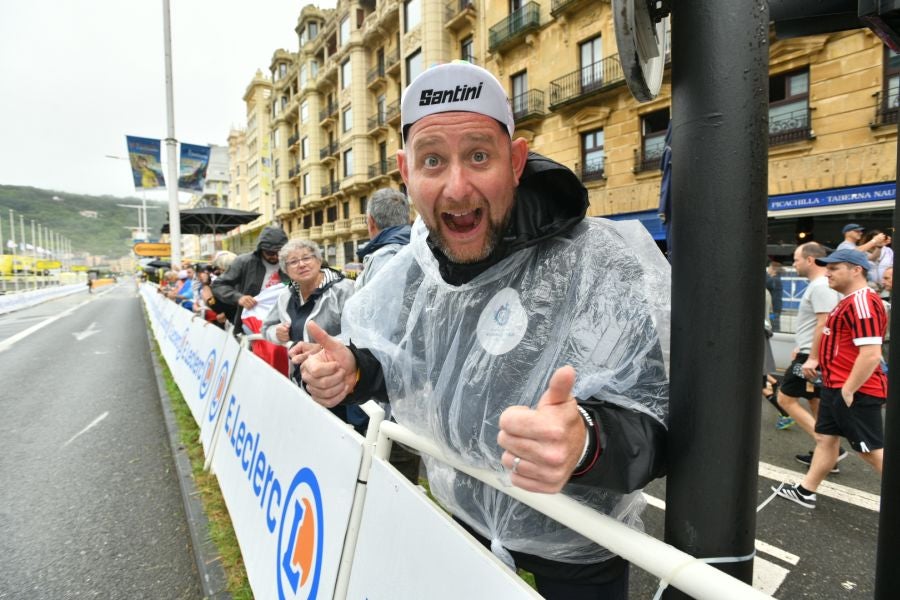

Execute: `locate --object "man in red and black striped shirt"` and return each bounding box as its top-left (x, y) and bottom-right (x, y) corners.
top-left (775, 248), bottom-right (886, 508)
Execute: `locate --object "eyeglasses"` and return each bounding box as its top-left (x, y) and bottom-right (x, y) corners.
top-left (285, 255), bottom-right (318, 268)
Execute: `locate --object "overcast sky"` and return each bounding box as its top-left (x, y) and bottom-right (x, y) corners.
top-left (0, 0), bottom-right (335, 200)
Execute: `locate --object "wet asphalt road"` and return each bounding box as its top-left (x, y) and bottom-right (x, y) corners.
top-left (0, 284), bottom-right (201, 599)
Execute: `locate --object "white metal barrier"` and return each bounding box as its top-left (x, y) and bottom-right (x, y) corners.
top-left (140, 283), bottom-right (773, 600)
top-left (0, 282), bottom-right (88, 315)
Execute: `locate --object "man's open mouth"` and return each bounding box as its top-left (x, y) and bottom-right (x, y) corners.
top-left (441, 208), bottom-right (483, 233)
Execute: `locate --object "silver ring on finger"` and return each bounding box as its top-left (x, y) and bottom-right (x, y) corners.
top-left (511, 455), bottom-right (521, 474)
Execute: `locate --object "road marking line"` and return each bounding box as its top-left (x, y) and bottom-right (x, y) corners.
top-left (0, 297), bottom-right (92, 353)
top-left (759, 461), bottom-right (880, 512)
top-left (63, 411), bottom-right (109, 447)
top-left (643, 492), bottom-right (801, 566)
top-left (73, 321), bottom-right (100, 341)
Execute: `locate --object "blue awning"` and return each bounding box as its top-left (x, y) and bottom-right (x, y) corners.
top-left (603, 210), bottom-right (666, 241)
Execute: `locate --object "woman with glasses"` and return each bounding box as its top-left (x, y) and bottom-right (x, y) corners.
top-left (260, 239), bottom-right (355, 376)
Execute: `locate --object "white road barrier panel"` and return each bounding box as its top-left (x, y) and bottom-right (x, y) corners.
top-left (375, 421), bottom-right (773, 600)
top-left (0, 283), bottom-right (87, 315)
top-left (199, 332), bottom-right (241, 459)
top-left (345, 455), bottom-right (543, 599)
top-left (209, 349), bottom-right (365, 600)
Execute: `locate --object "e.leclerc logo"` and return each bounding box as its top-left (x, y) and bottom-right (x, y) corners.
top-left (276, 468), bottom-right (324, 600)
top-left (206, 360), bottom-right (231, 423)
top-left (198, 349), bottom-right (217, 399)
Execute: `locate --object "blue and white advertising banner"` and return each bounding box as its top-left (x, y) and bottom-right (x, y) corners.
top-left (142, 284), bottom-right (181, 347)
top-left (178, 143), bottom-right (211, 193)
top-left (210, 350), bottom-right (364, 600)
top-left (155, 300), bottom-right (194, 383)
top-left (166, 316), bottom-right (231, 427)
top-left (126, 135), bottom-right (166, 190)
top-left (768, 182), bottom-right (896, 212)
top-left (199, 332), bottom-right (241, 457)
top-left (346, 458), bottom-right (543, 600)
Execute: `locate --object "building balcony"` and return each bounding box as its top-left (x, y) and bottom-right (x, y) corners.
top-left (872, 90), bottom-right (898, 128)
top-left (488, 2), bottom-right (541, 53)
top-left (288, 165), bottom-right (301, 179)
top-left (376, 0), bottom-right (400, 30)
top-left (351, 215), bottom-right (368, 233)
top-left (367, 64), bottom-right (386, 89)
top-left (633, 149), bottom-right (662, 174)
top-left (512, 89), bottom-right (545, 124)
top-left (367, 111), bottom-right (388, 133)
top-left (549, 56), bottom-right (624, 109)
top-left (768, 106), bottom-right (812, 147)
top-left (308, 225), bottom-right (323, 240)
top-left (367, 156), bottom-right (397, 179)
top-left (385, 99), bottom-right (401, 125)
top-left (321, 222), bottom-right (336, 237)
top-left (319, 141), bottom-right (339, 161)
top-left (334, 218), bottom-right (351, 234)
top-left (445, 0), bottom-right (476, 31)
top-left (288, 133), bottom-right (299, 148)
top-left (385, 47), bottom-right (401, 76)
top-left (581, 159), bottom-right (605, 183)
top-left (550, 0), bottom-right (600, 18)
top-left (319, 102), bottom-right (338, 124)
top-left (320, 181), bottom-right (340, 197)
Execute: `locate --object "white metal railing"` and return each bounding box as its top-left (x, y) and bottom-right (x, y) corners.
top-left (374, 419), bottom-right (771, 600)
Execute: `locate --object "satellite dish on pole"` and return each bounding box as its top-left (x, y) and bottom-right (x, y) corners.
top-left (613, 0), bottom-right (670, 102)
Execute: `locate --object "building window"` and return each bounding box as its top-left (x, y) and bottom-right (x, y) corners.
top-left (299, 64), bottom-right (307, 88)
top-left (279, 63), bottom-right (287, 79)
top-left (879, 48), bottom-right (900, 125)
top-left (461, 36), bottom-right (474, 63)
top-left (302, 173), bottom-right (310, 195)
top-left (300, 100), bottom-right (309, 123)
top-left (582, 129), bottom-right (605, 181)
top-left (511, 71), bottom-right (528, 118)
top-left (343, 106), bottom-right (353, 133)
top-left (327, 205), bottom-right (338, 221)
top-left (314, 210), bottom-right (324, 226)
top-left (309, 22), bottom-right (318, 40)
top-left (580, 35), bottom-right (603, 89)
top-left (303, 214), bottom-right (312, 228)
top-left (340, 15), bottom-right (351, 47)
top-left (404, 0), bottom-right (421, 31)
top-left (359, 196), bottom-right (367, 214)
top-left (769, 68), bottom-right (810, 145)
top-left (342, 201), bottom-right (350, 219)
top-left (274, 129), bottom-right (281, 147)
top-left (274, 158), bottom-right (280, 178)
top-left (341, 59), bottom-right (352, 89)
top-left (343, 241), bottom-right (355, 264)
top-left (301, 137), bottom-right (309, 160)
top-left (406, 49), bottom-right (423, 87)
top-left (310, 59), bottom-right (318, 78)
top-left (343, 148), bottom-right (354, 177)
top-left (637, 108), bottom-right (669, 172)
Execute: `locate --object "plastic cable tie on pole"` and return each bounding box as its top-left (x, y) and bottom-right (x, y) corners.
top-left (652, 549), bottom-right (757, 600)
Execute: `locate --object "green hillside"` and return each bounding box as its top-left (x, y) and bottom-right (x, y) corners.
top-left (0, 185), bottom-right (169, 257)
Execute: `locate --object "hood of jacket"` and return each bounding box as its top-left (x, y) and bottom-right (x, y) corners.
top-left (428, 152), bottom-right (588, 285)
top-left (357, 224), bottom-right (412, 260)
top-left (255, 226), bottom-right (288, 254)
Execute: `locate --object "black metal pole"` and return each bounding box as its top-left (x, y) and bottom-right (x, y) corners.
top-left (874, 111), bottom-right (900, 600)
top-left (663, 1), bottom-right (770, 596)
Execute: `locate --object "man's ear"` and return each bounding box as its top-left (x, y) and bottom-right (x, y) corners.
top-left (510, 137), bottom-right (528, 185)
top-left (397, 149), bottom-right (409, 187)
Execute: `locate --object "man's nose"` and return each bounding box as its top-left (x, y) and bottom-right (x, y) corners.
top-left (444, 162), bottom-right (471, 200)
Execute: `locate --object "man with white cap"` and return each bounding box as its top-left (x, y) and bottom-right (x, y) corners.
top-left (300, 61), bottom-right (669, 598)
top-left (774, 248), bottom-right (887, 508)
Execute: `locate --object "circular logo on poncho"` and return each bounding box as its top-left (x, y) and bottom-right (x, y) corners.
top-left (476, 287), bottom-right (528, 355)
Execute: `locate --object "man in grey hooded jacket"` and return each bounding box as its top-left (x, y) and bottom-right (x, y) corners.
top-left (211, 225), bottom-right (288, 333)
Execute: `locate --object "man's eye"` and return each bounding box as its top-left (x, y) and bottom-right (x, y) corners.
top-left (472, 151), bottom-right (487, 163)
top-left (424, 156), bottom-right (440, 167)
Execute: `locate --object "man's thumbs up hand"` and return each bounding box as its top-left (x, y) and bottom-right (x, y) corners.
top-left (300, 321), bottom-right (358, 407)
top-left (497, 366), bottom-right (586, 494)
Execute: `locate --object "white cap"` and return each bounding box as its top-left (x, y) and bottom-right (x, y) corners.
top-left (401, 61), bottom-right (514, 142)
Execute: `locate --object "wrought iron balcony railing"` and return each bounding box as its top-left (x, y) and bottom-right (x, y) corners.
top-left (512, 89), bottom-right (545, 122)
top-left (768, 106), bottom-right (812, 146)
top-left (488, 2), bottom-right (541, 52)
top-left (549, 56), bottom-right (624, 108)
top-left (873, 90), bottom-right (899, 128)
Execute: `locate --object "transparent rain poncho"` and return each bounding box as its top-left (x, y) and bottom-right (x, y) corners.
top-left (341, 216), bottom-right (670, 564)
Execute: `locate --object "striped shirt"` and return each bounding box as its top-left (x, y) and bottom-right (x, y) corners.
top-left (819, 287), bottom-right (888, 398)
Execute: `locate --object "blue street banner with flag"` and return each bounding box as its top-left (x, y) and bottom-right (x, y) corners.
top-left (178, 143), bottom-right (211, 193)
top-left (125, 135), bottom-right (166, 190)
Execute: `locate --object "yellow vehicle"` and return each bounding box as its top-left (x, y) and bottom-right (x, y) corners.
top-left (0, 254), bottom-right (39, 275)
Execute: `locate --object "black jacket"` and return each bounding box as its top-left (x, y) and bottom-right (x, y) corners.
top-left (211, 226), bottom-right (288, 332)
